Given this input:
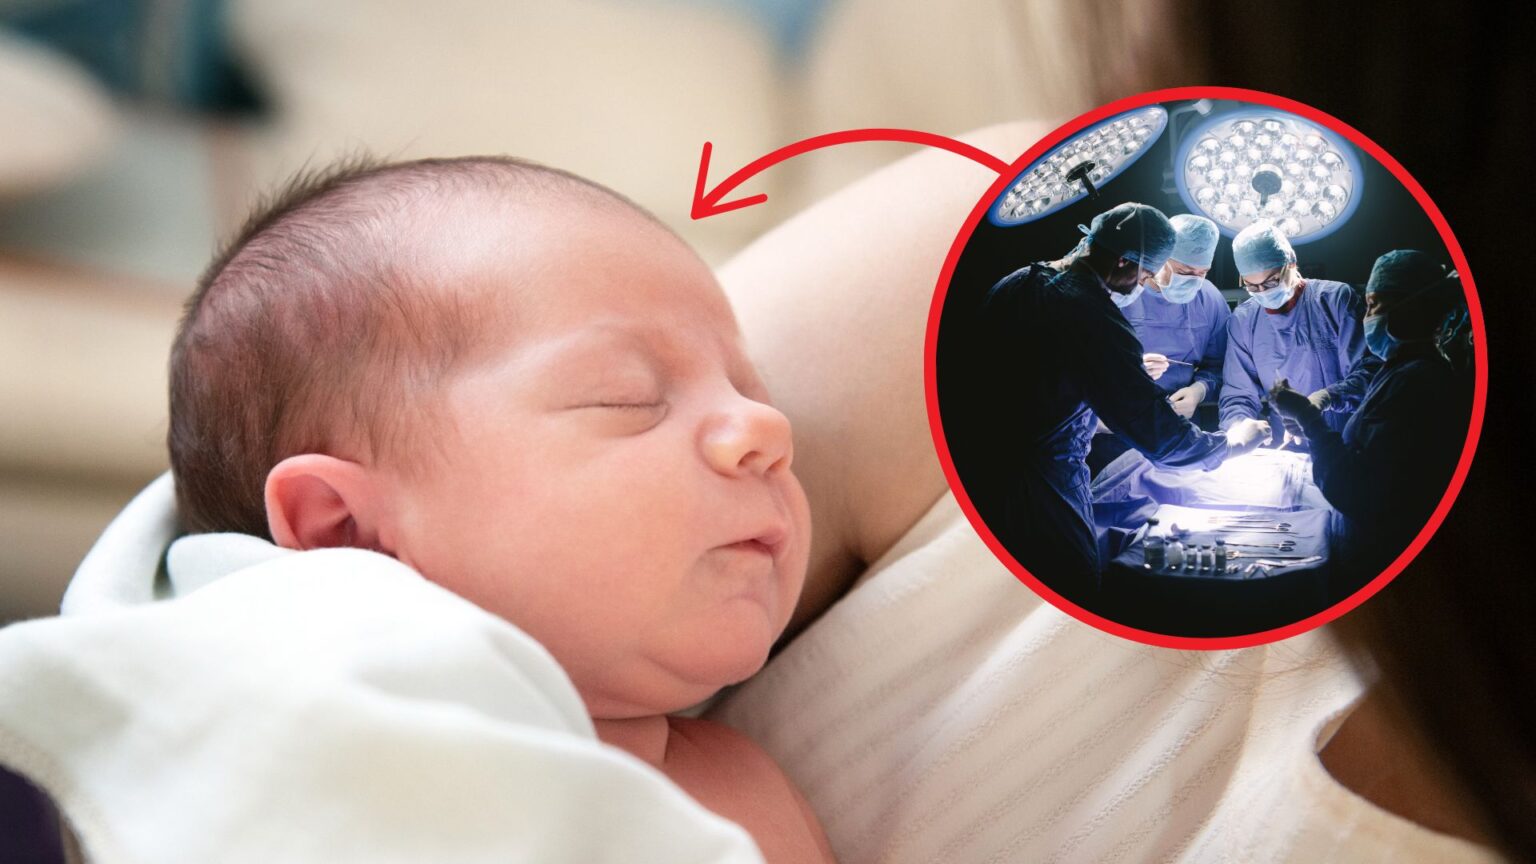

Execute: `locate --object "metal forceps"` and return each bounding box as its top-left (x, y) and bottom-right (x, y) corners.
top-left (1224, 540), bottom-right (1297, 551)
top-left (1207, 514), bottom-right (1294, 530)
top-left (1241, 555), bottom-right (1324, 576)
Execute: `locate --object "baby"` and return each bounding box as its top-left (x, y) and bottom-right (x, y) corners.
top-left (168, 156), bottom-right (834, 862)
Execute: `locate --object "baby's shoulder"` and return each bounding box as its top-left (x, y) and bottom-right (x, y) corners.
top-left (664, 716), bottom-right (784, 785)
top-left (663, 717), bottom-right (835, 862)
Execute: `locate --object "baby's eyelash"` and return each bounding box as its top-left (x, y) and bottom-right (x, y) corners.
top-left (588, 402), bottom-right (663, 410)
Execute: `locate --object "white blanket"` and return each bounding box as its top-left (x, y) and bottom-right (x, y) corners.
top-left (0, 474), bottom-right (762, 863)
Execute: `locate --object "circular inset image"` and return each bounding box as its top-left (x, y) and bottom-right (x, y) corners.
top-left (929, 88), bottom-right (1485, 647)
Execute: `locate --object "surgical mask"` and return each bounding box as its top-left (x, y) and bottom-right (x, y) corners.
top-left (1252, 279), bottom-right (1295, 310)
top-left (1161, 274), bottom-right (1204, 304)
top-left (1364, 314), bottom-right (1398, 359)
top-left (1110, 282), bottom-right (1144, 309)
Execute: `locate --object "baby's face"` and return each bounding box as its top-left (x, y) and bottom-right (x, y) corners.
top-left (386, 199), bottom-right (811, 718)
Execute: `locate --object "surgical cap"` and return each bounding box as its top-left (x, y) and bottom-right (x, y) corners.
top-left (1168, 214), bottom-right (1219, 269)
top-left (1081, 203), bottom-right (1176, 273)
top-left (1366, 249), bottom-right (1446, 298)
top-left (1232, 221), bottom-right (1296, 276)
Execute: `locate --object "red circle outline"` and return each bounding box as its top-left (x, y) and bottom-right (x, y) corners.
top-left (923, 85), bottom-right (1488, 650)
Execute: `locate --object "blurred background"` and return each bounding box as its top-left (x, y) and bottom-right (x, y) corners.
top-left (0, 0), bottom-right (1118, 622)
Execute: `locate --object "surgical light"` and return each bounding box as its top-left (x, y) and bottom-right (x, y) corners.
top-left (1175, 109), bottom-right (1362, 243)
top-left (989, 106), bottom-right (1168, 227)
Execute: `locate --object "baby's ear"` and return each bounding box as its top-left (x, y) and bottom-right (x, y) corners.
top-left (265, 455), bottom-right (390, 553)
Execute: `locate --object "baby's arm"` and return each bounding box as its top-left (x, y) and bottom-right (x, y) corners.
top-left (720, 121), bottom-right (1050, 634)
top-left (662, 717), bottom-right (836, 863)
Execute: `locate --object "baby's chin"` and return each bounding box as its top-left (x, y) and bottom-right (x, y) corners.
top-left (588, 613), bottom-right (782, 718)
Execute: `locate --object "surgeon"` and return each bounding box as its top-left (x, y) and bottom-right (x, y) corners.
top-left (1268, 250), bottom-right (1471, 587)
top-left (1221, 221), bottom-right (1379, 446)
top-left (953, 203), bottom-right (1270, 604)
top-left (1088, 213), bottom-right (1231, 473)
top-left (1122, 213), bottom-right (1230, 419)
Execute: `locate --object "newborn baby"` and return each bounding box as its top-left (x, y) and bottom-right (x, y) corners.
top-left (168, 156), bottom-right (833, 862)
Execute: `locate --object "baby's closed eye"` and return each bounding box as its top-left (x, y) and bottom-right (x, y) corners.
top-left (563, 371), bottom-right (665, 413)
top-left (567, 395), bottom-right (669, 434)
top-left (567, 379), bottom-right (664, 411)
top-left (581, 400), bottom-right (665, 411)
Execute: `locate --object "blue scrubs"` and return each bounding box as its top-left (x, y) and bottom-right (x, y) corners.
top-left (1220, 280), bottom-right (1380, 435)
top-left (1292, 342), bottom-right (1471, 585)
top-left (948, 261), bottom-right (1228, 602)
top-left (1120, 277), bottom-right (1230, 397)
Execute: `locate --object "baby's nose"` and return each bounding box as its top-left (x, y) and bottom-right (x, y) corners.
top-left (700, 396), bottom-right (793, 478)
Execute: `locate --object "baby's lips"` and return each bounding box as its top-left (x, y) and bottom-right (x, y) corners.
top-left (722, 524), bottom-right (790, 560)
top-left (754, 525), bottom-right (790, 558)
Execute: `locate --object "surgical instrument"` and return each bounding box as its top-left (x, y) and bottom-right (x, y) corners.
top-left (1227, 550), bottom-right (1314, 560)
top-left (1243, 555), bottom-right (1324, 572)
top-left (1223, 540), bottom-right (1297, 551)
top-left (1206, 516), bottom-right (1293, 529)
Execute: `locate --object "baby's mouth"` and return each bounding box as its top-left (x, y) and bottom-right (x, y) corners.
top-left (718, 524), bottom-right (789, 562)
top-left (721, 538), bottom-right (775, 557)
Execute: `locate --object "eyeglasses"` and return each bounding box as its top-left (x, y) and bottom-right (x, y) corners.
top-left (1240, 267), bottom-right (1290, 293)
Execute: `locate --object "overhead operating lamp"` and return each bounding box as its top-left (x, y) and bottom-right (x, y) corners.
top-left (988, 106), bottom-right (1168, 227)
top-left (1174, 109), bottom-right (1362, 243)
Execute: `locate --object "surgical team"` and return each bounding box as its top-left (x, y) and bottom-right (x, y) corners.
top-left (1100, 211), bottom-right (1382, 457)
top-left (954, 202), bottom-right (1470, 603)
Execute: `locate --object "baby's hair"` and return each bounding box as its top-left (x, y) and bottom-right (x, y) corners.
top-left (169, 154), bottom-right (662, 539)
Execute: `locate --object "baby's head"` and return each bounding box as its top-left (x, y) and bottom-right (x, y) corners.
top-left (169, 156), bottom-right (811, 718)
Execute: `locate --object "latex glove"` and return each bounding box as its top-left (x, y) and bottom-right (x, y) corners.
top-left (1268, 377), bottom-right (1323, 430)
top-left (1142, 353), bottom-right (1170, 381)
top-left (1280, 413), bottom-right (1306, 439)
top-left (1307, 388), bottom-right (1334, 412)
top-left (1168, 381), bottom-right (1207, 418)
top-left (1226, 417), bottom-right (1272, 456)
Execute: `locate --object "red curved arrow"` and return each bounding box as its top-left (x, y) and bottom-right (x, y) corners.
top-left (691, 129), bottom-right (1012, 220)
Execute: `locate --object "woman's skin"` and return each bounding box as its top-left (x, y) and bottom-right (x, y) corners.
top-left (720, 121), bottom-right (1050, 637)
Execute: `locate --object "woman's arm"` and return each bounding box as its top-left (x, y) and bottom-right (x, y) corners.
top-left (719, 121), bottom-right (1050, 635)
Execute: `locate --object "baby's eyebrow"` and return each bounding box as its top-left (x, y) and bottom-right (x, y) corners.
top-left (527, 319), bottom-right (741, 385)
top-left (519, 325), bottom-right (666, 379)
top-left (540, 323), bottom-right (647, 356)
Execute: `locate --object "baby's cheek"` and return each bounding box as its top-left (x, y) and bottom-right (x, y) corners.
top-left (784, 479), bottom-right (814, 578)
top-left (591, 459), bottom-right (698, 537)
